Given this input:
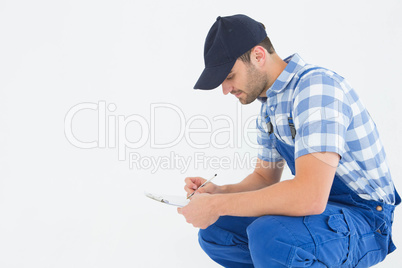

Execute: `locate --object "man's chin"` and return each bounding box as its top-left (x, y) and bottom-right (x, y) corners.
top-left (238, 96), bottom-right (257, 105)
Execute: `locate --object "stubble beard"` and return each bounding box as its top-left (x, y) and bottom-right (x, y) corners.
top-left (238, 65), bottom-right (268, 105)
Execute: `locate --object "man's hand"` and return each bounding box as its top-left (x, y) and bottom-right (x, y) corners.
top-left (184, 177), bottom-right (220, 197)
top-left (177, 193), bottom-right (220, 229)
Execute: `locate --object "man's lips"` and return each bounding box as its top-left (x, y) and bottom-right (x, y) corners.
top-left (232, 91), bottom-right (242, 97)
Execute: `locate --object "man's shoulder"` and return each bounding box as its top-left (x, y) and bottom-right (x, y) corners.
top-left (291, 66), bottom-right (349, 98)
top-left (295, 65), bottom-right (333, 82)
top-left (290, 66), bottom-right (355, 118)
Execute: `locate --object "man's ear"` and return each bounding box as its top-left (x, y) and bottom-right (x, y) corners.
top-left (252, 46), bottom-right (266, 66)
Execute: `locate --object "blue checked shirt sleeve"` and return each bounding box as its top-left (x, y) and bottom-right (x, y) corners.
top-left (293, 73), bottom-right (352, 159)
top-left (256, 105), bottom-right (284, 162)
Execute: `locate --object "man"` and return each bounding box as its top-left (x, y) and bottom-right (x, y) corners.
top-left (177, 14), bottom-right (400, 267)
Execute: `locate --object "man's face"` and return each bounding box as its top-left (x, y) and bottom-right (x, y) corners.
top-left (221, 59), bottom-right (268, 104)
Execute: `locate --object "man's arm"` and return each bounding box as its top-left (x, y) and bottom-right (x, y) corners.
top-left (183, 158), bottom-right (285, 196)
top-left (178, 152), bottom-right (339, 228)
top-left (217, 152), bottom-right (339, 217)
top-left (219, 158), bottom-right (285, 193)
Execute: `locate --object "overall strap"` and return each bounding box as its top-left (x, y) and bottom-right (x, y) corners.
top-left (265, 115), bottom-right (274, 136)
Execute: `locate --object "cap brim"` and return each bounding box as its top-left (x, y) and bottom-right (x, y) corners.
top-left (193, 59), bottom-right (236, 90)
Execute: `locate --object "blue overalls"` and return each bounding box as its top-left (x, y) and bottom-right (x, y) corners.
top-left (198, 114), bottom-right (400, 267)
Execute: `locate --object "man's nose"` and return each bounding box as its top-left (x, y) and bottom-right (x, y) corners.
top-left (222, 81), bottom-right (233, 95)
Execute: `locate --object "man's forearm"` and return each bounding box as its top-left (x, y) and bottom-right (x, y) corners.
top-left (214, 178), bottom-right (327, 217)
top-left (218, 172), bottom-right (279, 194)
top-left (213, 153), bottom-right (336, 217)
top-left (217, 160), bottom-right (284, 194)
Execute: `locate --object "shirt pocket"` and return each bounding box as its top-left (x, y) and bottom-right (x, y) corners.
top-left (303, 206), bottom-right (354, 267)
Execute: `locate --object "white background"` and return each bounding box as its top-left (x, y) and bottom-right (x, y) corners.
top-left (1, 0), bottom-right (401, 267)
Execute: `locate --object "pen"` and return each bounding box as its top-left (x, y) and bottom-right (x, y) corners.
top-left (187, 174), bottom-right (217, 199)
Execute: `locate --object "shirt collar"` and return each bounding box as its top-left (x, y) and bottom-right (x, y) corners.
top-left (265, 53), bottom-right (306, 98)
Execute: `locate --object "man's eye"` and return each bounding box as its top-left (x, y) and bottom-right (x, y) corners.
top-left (227, 75), bottom-right (233, 80)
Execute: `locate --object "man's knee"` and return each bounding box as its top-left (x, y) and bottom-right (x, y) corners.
top-left (199, 216), bottom-right (255, 250)
top-left (198, 225), bottom-right (221, 249)
top-left (198, 221), bottom-right (254, 267)
top-left (198, 227), bottom-right (213, 254)
top-left (197, 223), bottom-right (235, 255)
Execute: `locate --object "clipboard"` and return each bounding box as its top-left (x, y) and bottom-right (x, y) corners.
top-left (145, 192), bottom-right (189, 207)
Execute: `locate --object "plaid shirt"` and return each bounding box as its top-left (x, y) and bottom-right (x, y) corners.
top-left (256, 53), bottom-right (395, 204)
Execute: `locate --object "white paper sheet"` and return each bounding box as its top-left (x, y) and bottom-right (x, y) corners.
top-left (144, 192), bottom-right (189, 207)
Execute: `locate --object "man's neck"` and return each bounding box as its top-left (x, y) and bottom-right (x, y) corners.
top-left (260, 53), bottom-right (288, 97)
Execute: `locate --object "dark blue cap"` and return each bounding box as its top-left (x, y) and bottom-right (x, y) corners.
top-left (194, 14), bottom-right (267, 90)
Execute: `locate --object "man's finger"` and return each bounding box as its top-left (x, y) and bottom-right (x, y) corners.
top-left (185, 177), bottom-right (197, 184)
top-left (185, 177), bottom-right (198, 190)
top-left (184, 185), bottom-right (192, 193)
top-left (196, 188), bottom-right (205, 194)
